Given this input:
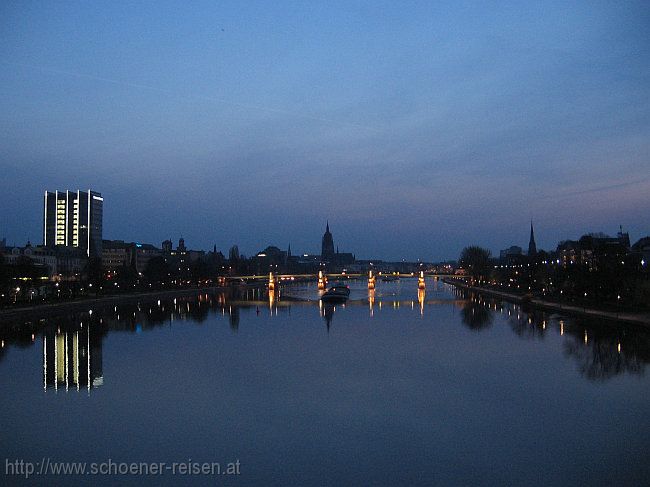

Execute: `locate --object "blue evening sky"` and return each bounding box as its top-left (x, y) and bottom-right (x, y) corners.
top-left (1, 1), bottom-right (649, 260)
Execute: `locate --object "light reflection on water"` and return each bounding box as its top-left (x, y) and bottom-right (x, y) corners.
top-left (1, 279), bottom-right (649, 486)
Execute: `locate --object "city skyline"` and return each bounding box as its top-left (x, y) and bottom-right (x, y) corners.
top-left (3, 187), bottom-right (648, 263)
top-left (2, 4), bottom-right (650, 484)
top-left (2, 2), bottom-right (649, 260)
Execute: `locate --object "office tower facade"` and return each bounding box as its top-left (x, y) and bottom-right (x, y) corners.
top-left (44, 189), bottom-right (103, 257)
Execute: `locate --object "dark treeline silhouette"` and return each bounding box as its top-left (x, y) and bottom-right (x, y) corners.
top-left (459, 240), bottom-right (649, 310)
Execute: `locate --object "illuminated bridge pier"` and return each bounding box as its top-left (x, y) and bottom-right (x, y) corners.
top-left (317, 270), bottom-right (327, 290)
top-left (368, 271), bottom-right (376, 290)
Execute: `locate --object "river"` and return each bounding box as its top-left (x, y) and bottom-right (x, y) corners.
top-left (1, 278), bottom-right (649, 486)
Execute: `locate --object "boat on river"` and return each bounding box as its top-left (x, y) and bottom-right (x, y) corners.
top-left (321, 284), bottom-right (350, 302)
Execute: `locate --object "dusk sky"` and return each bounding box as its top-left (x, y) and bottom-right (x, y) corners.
top-left (1, 1), bottom-right (649, 261)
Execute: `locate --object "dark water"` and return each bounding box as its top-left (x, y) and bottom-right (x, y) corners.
top-left (1, 279), bottom-right (649, 486)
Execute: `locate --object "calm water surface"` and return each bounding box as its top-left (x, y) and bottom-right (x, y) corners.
top-left (1, 279), bottom-right (649, 486)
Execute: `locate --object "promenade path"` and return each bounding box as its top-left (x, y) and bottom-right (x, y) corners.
top-left (444, 278), bottom-right (650, 326)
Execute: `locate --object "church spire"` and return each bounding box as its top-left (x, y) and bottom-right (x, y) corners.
top-left (528, 221), bottom-right (537, 257)
top-left (321, 221), bottom-right (335, 261)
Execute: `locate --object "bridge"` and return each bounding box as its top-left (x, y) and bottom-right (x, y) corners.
top-left (218, 271), bottom-right (466, 314)
top-left (222, 272), bottom-right (461, 285)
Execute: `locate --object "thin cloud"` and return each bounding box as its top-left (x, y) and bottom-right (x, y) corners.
top-left (3, 61), bottom-right (379, 132)
top-left (541, 176), bottom-right (650, 200)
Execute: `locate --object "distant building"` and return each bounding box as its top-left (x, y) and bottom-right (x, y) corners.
top-left (500, 245), bottom-right (523, 262)
top-left (321, 222), bottom-right (335, 262)
top-left (133, 243), bottom-right (162, 274)
top-left (164, 237), bottom-right (204, 262)
top-left (3, 242), bottom-right (57, 278)
top-left (557, 240), bottom-right (579, 267)
top-left (102, 240), bottom-right (132, 270)
top-left (102, 240), bottom-right (162, 274)
top-left (556, 229), bottom-right (630, 271)
top-left (254, 245), bottom-right (288, 273)
top-left (631, 236), bottom-right (650, 258)
top-left (161, 238), bottom-right (204, 278)
top-left (319, 222), bottom-right (355, 268)
top-left (297, 254), bottom-right (322, 267)
top-left (528, 222), bottom-right (537, 257)
top-left (1, 241), bottom-right (86, 279)
top-left (44, 189), bottom-right (103, 257)
top-left (53, 245), bottom-right (87, 278)
top-left (334, 249), bottom-right (356, 266)
top-left (162, 239), bottom-right (173, 253)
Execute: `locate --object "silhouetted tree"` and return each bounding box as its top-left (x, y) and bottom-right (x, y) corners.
top-left (459, 246), bottom-right (492, 284)
top-left (143, 256), bottom-right (170, 284)
top-left (115, 262), bottom-right (139, 288)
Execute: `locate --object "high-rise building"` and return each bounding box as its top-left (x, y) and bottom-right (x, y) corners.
top-left (44, 189), bottom-right (103, 257)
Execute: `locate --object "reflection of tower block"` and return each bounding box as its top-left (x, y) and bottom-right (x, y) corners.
top-left (318, 270), bottom-right (327, 290)
top-left (268, 272), bottom-right (276, 291)
top-left (368, 270), bottom-right (376, 290)
top-left (217, 276), bottom-right (226, 287)
top-left (418, 271), bottom-right (426, 290)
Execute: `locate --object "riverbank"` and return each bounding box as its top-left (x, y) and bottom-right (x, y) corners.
top-left (443, 278), bottom-right (650, 326)
top-left (0, 286), bottom-right (233, 323)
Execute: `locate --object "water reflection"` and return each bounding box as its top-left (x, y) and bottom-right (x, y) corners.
top-left (321, 303), bottom-right (336, 331)
top-left (1, 283), bottom-right (649, 384)
top-left (461, 300), bottom-right (493, 330)
top-left (563, 324), bottom-right (649, 381)
top-left (43, 327), bottom-right (103, 392)
top-left (454, 287), bottom-right (650, 381)
top-left (417, 288), bottom-right (425, 316)
top-left (229, 305), bottom-right (240, 332)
